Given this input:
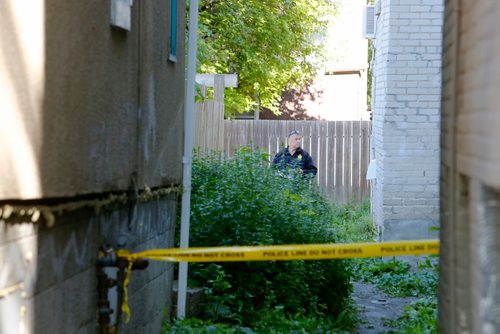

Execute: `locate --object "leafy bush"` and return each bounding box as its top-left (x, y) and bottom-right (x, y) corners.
top-left (163, 317), bottom-right (251, 334)
top-left (251, 304), bottom-right (358, 334)
top-left (164, 307), bottom-right (358, 334)
top-left (185, 147), bottom-right (353, 325)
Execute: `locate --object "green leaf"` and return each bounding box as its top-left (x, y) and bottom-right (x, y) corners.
top-left (195, 0), bottom-right (338, 116)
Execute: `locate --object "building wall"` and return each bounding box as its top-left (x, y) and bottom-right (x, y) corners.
top-left (1, 0), bottom-right (184, 199)
top-left (440, 0), bottom-right (500, 333)
top-left (0, 1), bottom-right (185, 333)
top-left (371, 0), bottom-right (443, 240)
top-left (320, 0), bottom-right (369, 121)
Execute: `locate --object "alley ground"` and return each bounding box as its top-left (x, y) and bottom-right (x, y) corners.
top-left (352, 281), bottom-right (417, 334)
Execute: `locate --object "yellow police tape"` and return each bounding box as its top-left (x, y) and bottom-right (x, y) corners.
top-left (116, 239), bottom-right (439, 322)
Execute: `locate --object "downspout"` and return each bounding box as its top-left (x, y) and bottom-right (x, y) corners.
top-left (177, 0), bottom-right (199, 319)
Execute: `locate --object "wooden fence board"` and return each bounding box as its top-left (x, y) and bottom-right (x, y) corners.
top-left (326, 122), bottom-right (336, 196)
top-left (318, 122), bottom-right (328, 190)
top-left (246, 119), bottom-right (254, 149)
top-left (334, 121), bottom-right (345, 202)
top-left (263, 121), bottom-right (272, 157)
top-left (360, 121), bottom-right (370, 200)
top-left (343, 121), bottom-right (353, 202)
top-left (351, 121), bottom-right (361, 201)
top-left (301, 122), bottom-right (312, 160)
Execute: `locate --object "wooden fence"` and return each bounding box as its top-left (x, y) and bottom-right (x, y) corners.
top-left (192, 98), bottom-right (371, 203)
top-left (224, 120), bottom-right (371, 204)
top-left (194, 100), bottom-right (224, 152)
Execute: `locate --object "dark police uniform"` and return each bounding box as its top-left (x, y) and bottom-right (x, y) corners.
top-left (272, 147), bottom-right (318, 177)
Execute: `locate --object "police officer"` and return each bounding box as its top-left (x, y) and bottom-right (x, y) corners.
top-left (272, 130), bottom-right (317, 178)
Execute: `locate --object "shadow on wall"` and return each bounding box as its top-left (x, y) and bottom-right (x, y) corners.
top-left (34, 1), bottom-right (137, 333)
top-left (259, 84), bottom-right (323, 120)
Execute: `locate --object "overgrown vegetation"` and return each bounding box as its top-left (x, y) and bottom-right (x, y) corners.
top-left (385, 297), bottom-right (438, 334)
top-left (353, 256), bottom-right (439, 333)
top-left (188, 148), bottom-right (352, 322)
top-left (166, 147), bottom-right (437, 333)
top-left (354, 257), bottom-right (438, 298)
top-left (166, 148), bottom-right (374, 332)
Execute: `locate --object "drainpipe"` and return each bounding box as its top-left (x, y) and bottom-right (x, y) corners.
top-left (177, 0), bottom-right (199, 319)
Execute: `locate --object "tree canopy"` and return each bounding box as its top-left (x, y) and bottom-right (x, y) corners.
top-left (195, 0), bottom-right (337, 116)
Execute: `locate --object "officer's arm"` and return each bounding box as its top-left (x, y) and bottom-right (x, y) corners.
top-left (303, 155), bottom-right (318, 176)
top-left (272, 152), bottom-right (281, 168)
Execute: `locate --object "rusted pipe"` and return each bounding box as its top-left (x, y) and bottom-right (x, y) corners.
top-left (96, 246), bottom-right (149, 333)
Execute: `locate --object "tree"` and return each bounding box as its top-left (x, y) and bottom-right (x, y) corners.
top-left (195, 0), bottom-right (337, 116)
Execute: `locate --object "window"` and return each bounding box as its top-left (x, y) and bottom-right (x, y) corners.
top-left (169, 0), bottom-right (177, 62)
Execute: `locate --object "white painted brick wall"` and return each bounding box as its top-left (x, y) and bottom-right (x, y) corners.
top-left (371, 0), bottom-right (444, 239)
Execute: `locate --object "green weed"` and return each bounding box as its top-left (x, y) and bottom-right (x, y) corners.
top-left (353, 256), bottom-right (438, 298)
top-left (170, 147), bottom-right (441, 333)
top-left (353, 255), bottom-right (438, 333)
top-left (172, 147), bottom-right (359, 331)
top-left (384, 297), bottom-right (438, 334)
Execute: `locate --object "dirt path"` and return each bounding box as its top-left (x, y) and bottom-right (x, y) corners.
top-left (351, 281), bottom-right (417, 334)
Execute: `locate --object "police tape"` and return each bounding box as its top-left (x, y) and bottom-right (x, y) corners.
top-left (116, 239), bottom-right (439, 322)
top-left (116, 239), bottom-right (439, 263)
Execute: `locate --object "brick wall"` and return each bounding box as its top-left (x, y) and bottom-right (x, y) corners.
top-left (371, 0), bottom-right (443, 240)
top-left (440, 0), bottom-right (500, 333)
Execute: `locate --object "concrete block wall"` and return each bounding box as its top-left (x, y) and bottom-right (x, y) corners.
top-left (440, 1), bottom-right (500, 333)
top-left (0, 197), bottom-right (177, 334)
top-left (371, 0), bottom-right (443, 240)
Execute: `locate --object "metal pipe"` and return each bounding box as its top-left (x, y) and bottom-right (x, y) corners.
top-left (96, 247), bottom-right (149, 333)
top-left (177, 0), bottom-right (200, 319)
